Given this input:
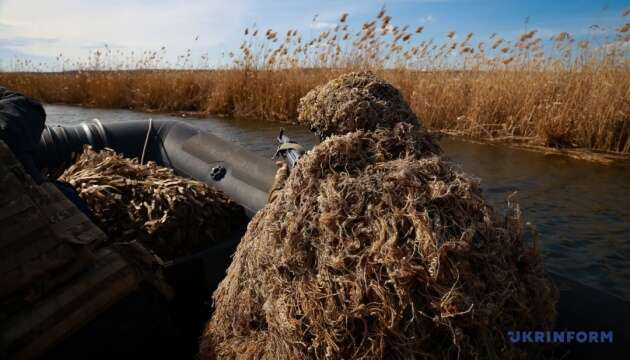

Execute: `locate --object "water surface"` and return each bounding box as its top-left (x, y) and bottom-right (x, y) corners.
top-left (46, 104), bottom-right (630, 300)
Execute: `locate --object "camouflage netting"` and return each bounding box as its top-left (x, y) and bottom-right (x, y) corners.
top-left (297, 71), bottom-right (420, 139)
top-left (201, 122), bottom-right (557, 359)
top-left (59, 146), bottom-right (247, 260)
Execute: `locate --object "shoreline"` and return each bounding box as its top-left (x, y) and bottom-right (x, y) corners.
top-left (43, 101), bottom-right (630, 164)
top-left (437, 130), bottom-right (630, 164)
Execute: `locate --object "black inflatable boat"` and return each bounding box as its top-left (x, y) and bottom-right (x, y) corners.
top-left (36, 119), bottom-right (630, 359)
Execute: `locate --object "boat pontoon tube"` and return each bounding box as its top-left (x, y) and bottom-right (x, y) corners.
top-left (37, 119), bottom-right (277, 216)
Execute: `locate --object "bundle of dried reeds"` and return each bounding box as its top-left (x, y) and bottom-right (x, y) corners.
top-left (59, 146), bottom-right (247, 260)
top-left (201, 121), bottom-right (557, 359)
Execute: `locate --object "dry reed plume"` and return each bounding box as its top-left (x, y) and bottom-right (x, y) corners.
top-left (59, 146), bottom-right (247, 260)
top-left (1, 8), bottom-right (629, 155)
top-left (201, 120), bottom-right (557, 359)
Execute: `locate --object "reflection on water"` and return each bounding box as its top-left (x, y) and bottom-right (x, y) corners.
top-left (46, 104), bottom-right (630, 300)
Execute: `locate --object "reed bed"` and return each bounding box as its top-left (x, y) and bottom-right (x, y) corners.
top-left (1, 8), bottom-right (629, 155)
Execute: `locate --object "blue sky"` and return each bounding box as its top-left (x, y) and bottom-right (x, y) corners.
top-left (0, 0), bottom-right (627, 69)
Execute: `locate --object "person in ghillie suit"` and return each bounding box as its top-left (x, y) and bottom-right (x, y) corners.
top-left (201, 73), bottom-right (557, 359)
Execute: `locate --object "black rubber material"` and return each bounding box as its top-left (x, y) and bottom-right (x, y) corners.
top-left (37, 120), bottom-right (108, 177)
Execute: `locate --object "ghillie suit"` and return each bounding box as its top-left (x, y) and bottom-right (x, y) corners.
top-left (297, 71), bottom-right (419, 139)
top-left (201, 122), bottom-right (557, 359)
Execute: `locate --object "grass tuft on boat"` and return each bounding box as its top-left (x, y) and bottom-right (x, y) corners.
top-left (60, 146), bottom-right (247, 260)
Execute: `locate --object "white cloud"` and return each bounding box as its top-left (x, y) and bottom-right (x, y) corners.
top-left (0, 0), bottom-right (251, 63)
top-left (309, 21), bottom-right (337, 29)
top-left (0, 18), bottom-right (32, 28)
top-left (419, 15), bottom-right (435, 24)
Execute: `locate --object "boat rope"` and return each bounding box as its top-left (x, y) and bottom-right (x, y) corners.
top-left (140, 117), bottom-right (153, 165)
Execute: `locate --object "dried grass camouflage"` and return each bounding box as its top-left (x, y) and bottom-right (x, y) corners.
top-left (201, 123), bottom-right (557, 359)
top-left (59, 146), bottom-right (247, 260)
top-left (297, 71), bottom-right (420, 138)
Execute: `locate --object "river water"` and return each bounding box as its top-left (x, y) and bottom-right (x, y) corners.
top-left (46, 104), bottom-right (630, 300)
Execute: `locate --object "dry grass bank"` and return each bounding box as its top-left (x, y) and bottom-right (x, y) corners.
top-left (1, 8), bottom-right (629, 155)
